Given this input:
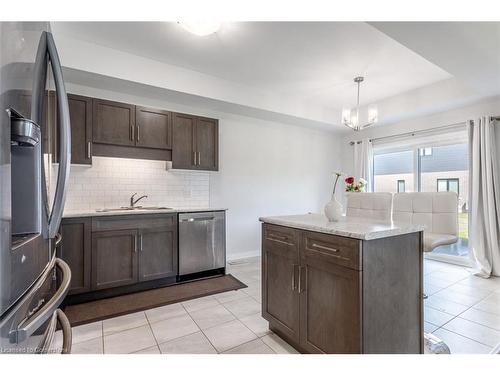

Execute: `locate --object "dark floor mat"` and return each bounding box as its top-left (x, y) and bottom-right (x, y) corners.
top-left (64, 274), bottom-right (247, 327)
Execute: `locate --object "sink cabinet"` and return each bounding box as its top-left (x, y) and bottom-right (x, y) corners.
top-left (261, 223), bottom-right (423, 354)
top-left (92, 228), bottom-right (139, 290)
top-left (60, 213), bottom-right (178, 297)
top-left (138, 226), bottom-right (177, 281)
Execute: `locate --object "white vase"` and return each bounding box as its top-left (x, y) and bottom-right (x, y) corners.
top-left (324, 197), bottom-right (343, 222)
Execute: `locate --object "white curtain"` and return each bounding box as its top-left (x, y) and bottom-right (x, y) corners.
top-left (353, 138), bottom-right (373, 192)
top-left (468, 117), bottom-right (500, 277)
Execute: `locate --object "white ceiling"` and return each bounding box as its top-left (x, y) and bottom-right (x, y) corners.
top-left (52, 22), bottom-right (452, 111)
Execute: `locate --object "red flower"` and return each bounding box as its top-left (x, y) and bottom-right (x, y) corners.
top-left (345, 176), bottom-right (354, 184)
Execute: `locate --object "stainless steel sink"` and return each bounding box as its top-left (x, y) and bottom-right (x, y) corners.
top-left (96, 206), bottom-right (172, 212)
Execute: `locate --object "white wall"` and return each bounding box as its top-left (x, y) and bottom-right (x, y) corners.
top-left (341, 96), bottom-right (500, 179)
top-left (65, 82), bottom-right (343, 261)
top-left (211, 117), bottom-right (341, 260)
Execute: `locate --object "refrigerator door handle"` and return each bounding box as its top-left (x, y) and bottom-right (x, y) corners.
top-left (36, 308), bottom-right (72, 354)
top-left (31, 31), bottom-right (71, 239)
top-left (31, 32), bottom-right (48, 127)
top-left (46, 32), bottom-right (71, 239)
top-left (10, 258), bottom-right (71, 344)
top-left (56, 309), bottom-right (72, 354)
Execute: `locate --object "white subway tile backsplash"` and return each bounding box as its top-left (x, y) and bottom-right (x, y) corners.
top-left (55, 157), bottom-right (210, 212)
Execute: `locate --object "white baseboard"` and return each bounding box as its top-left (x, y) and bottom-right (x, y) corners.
top-left (226, 250), bottom-right (260, 263)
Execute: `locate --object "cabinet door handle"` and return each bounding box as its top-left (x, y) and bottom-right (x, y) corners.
top-left (137, 125), bottom-right (140, 142)
top-left (87, 141), bottom-right (91, 159)
top-left (134, 234), bottom-right (138, 253)
top-left (198, 151), bottom-right (201, 166)
top-left (193, 151), bottom-right (196, 166)
top-left (298, 266), bottom-right (302, 293)
top-left (291, 264), bottom-right (297, 291)
top-left (298, 266), bottom-right (307, 293)
top-left (269, 233), bottom-right (287, 241)
top-left (131, 124), bottom-right (135, 142)
top-left (140, 234), bottom-right (143, 252)
top-left (311, 243), bottom-right (339, 252)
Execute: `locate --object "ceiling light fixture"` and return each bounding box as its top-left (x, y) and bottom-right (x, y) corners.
top-left (342, 76), bottom-right (378, 131)
top-left (178, 21), bottom-right (221, 36)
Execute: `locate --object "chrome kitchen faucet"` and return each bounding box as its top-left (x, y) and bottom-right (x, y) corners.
top-left (130, 192), bottom-right (148, 207)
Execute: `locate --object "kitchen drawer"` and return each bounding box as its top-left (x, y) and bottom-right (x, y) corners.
top-left (302, 231), bottom-right (362, 270)
top-left (92, 214), bottom-right (175, 232)
top-left (262, 224), bottom-right (299, 259)
top-left (263, 224), bottom-right (298, 246)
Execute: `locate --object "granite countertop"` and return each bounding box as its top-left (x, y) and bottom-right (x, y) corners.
top-left (63, 207), bottom-right (227, 218)
top-left (259, 213), bottom-right (424, 240)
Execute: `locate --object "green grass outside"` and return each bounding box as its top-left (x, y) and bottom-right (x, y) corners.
top-left (458, 212), bottom-right (468, 239)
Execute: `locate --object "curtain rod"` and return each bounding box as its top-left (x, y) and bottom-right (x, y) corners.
top-left (349, 116), bottom-right (500, 146)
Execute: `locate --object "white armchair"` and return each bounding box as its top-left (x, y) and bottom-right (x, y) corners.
top-left (393, 192), bottom-right (459, 253)
top-left (346, 192), bottom-right (393, 222)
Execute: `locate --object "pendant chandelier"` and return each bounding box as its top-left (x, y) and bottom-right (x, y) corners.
top-left (342, 76), bottom-right (378, 131)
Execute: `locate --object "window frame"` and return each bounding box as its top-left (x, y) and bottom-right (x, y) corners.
top-left (397, 179), bottom-right (406, 193)
top-left (437, 178), bottom-right (460, 195)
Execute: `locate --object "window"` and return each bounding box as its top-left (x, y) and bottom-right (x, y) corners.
top-left (437, 178), bottom-right (459, 194)
top-left (419, 147), bottom-right (433, 156)
top-left (373, 150), bottom-right (415, 193)
top-left (372, 139), bottom-right (469, 261)
top-left (397, 180), bottom-right (405, 193)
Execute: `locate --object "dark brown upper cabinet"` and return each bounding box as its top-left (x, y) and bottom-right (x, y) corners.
top-left (92, 98), bottom-right (136, 147)
top-left (49, 91), bottom-right (92, 165)
top-left (68, 94), bottom-right (93, 165)
top-left (135, 106), bottom-right (172, 150)
top-left (172, 113), bottom-right (218, 171)
top-left (54, 94), bottom-right (93, 165)
top-left (172, 113), bottom-right (196, 169)
top-left (196, 117), bottom-right (218, 171)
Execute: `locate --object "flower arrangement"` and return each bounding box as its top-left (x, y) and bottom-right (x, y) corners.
top-left (345, 176), bottom-right (367, 193)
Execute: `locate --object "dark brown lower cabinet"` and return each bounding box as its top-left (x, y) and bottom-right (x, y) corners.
top-left (299, 255), bottom-right (361, 353)
top-left (91, 229), bottom-right (139, 290)
top-left (58, 218), bottom-right (91, 295)
top-left (61, 214), bottom-right (178, 297)
top-left (261, 223), bottom-right (423, 354)
top-left (262, 224), bottom-right (300, 343)
top-left (138, 225), bottom-right (177, 282)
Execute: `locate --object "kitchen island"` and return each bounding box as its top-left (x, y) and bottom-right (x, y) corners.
top-left (259, 213), bottom-right (425, 354)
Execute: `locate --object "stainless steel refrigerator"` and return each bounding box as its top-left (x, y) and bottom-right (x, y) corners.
top-left (0, 22), bottom-right (72, 354)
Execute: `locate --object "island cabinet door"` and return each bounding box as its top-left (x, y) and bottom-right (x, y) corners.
top-left (299, 232), bottom-right (362, 353)
top-left (138, 225), bottom-right (178, 282)
top-left (262, 224), bottom-right (300, 344)
top-left (91, 229), bottom-right (139, 290)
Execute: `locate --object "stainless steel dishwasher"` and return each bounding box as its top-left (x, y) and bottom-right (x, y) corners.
top-left (178, 211), bottom-right (226, 277)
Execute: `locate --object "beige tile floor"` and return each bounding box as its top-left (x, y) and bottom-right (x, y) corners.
top-left (56, 257), bottom-right (500, 354)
